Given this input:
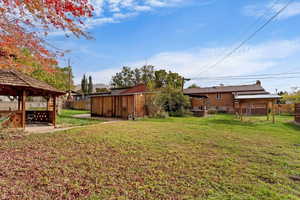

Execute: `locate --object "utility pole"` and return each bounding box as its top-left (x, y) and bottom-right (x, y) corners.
top-left (182, 77), bottom-right (191, 92)
top-left (67, 58), bottom-right (72, 101)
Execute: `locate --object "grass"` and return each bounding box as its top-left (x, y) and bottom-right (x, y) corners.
top-left (57, 109), bottom-right (103, 127)
top-left (0, 114), bottom-right (299, 199)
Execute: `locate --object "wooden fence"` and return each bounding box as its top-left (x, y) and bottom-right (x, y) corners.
top-left (295, 104), bottom-right (300, 124)
top-left (275, 104), bottom-right (295, 115)
top-left (66, 100), bottom-right (91, 110)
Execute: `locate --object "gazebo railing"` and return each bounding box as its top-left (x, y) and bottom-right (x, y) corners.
top-left (26, 110), bottom-right (54, 124)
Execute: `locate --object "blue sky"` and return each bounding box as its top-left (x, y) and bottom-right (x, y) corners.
top-left (50, 0), bottom-right (300, 92)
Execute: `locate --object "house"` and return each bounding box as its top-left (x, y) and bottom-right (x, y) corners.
top-left (184, 81), bottom-right (280, 115)
top-left (90, 84), bottom-right (151, 119)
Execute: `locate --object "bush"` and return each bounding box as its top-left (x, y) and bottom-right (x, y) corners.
top-left (145, 95), bottom-right (169, 118)
top-left (146, 88), bottom-right (191, 117)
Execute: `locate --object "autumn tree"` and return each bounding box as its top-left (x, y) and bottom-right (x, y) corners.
top-left (0, 0), bottom-right (93, 72)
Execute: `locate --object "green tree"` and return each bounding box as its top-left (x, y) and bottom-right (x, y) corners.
top-left (133, 68), bottom-right (142, 85)
top-left (141, 65), bottom-right (155, 84)
top-left (154, 69), bottom-right (168, 88)
top-left (111, 66), bottom-right (184, 89)
top-left (146, 87), bottom-right (191, 117)
top-left (31, 66), bottom-right (74, 91)
top-left (81, 74), bottom-right (88, 94)
top-left (188, 84), bottom-right (200, 89)
top-left (283, 88), bottom-right (300, 103)
top-left (88, 76), bottom-right (93, 94)
top-left (111, 66), bottom-right (135, 88)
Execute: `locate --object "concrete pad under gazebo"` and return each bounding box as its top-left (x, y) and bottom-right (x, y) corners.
top-left (0, 69), bottom-right (65, 129)
top-left (234, 94), bottom-right (281, 123)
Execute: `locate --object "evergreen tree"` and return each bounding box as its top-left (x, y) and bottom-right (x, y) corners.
top-left (81, 74), bottom-right (88, 94)
top-left (88, 76), bottom-right (93, 94)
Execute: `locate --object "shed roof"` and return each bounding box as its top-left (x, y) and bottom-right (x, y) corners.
top-left (184, 84), bottom-right (265, 94)
top-left (234, 94), bottom-right (281, 100)
top-left (0, 69), bottom-right (65, 95)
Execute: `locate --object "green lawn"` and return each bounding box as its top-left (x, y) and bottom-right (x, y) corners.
top-left (0, 114), bottom-right (299, 199)
top-left (57, 109), bottom-right (103, 126)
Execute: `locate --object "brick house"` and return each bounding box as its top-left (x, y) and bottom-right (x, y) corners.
top-left (184, 81), bottom-right (275, 114)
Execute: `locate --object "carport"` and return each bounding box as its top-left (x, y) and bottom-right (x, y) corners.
top-left (235, 94), bottom-right (281, 123)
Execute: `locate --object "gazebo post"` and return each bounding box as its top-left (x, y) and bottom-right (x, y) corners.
top-left (21, 90), bottom-right (26, 128)
top-left (239, 101), bottom-right (243, 121)
top-left (18, 94), bottom-right (21, 111)
top-left (52, 95), bottom-right (57, 127)
top-left (266, 102), bottom-right (270, 121)
top-left (272, 99), bottom-right (275, 124)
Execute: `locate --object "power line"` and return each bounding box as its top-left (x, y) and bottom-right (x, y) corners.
top-left (192, 71), bottom-right (300, 80)
top-left (208, 0), bottom-right (282, 63)
top-left (234, 0), bottom-right (282, 40)
top-left (197, 76), bottom-right (300, 81)
top-left (198, 0), bottom-right (294, 74)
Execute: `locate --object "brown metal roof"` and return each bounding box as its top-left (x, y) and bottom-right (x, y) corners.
top-left (184, 84), bottom-right (266, 94)
top-left (235, 91), bottom-right (269, 95)
top-left (0, 69), bottom-right (65, 95)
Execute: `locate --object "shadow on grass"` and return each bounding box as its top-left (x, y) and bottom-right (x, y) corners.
top-left (58, 115), bottom-right (101, 126)
top-left (282, 122), bottom-right (300, 131)
top-left (208, 118), bottom-right (258, 127)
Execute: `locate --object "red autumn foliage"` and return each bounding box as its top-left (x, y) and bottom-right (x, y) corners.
top-left (0, 0), bottom-right (94, 72)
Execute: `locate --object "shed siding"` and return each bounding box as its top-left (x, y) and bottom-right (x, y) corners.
top-left (91, 94), bottom-right (147, 119)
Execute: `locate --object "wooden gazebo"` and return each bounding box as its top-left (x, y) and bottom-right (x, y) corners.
top-left (0, 69), bottom-right (65, 128)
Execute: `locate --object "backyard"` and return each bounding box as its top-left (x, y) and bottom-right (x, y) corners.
top-left (0, 113), bottom-right (299, 199)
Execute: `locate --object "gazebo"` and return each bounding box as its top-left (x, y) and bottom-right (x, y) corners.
top-left (0, 69), bottom-right (65, 128)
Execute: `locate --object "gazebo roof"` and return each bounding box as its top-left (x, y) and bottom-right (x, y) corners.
top-left (0, 69), bottom-right (65, 96)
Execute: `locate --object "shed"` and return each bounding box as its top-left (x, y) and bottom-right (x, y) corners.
top-left (90, 84), bottom-right (150, 119)
top-left (234, 94), bottom-right (281, 123)
top-left (0, 69), bottom-right (65, 128)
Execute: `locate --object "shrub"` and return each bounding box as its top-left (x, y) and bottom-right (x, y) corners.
top-left (145, 95), bottom-right (169, 118)
top-left (146, 88), bottom-right (191, 117)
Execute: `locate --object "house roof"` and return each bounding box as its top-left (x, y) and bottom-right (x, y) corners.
top-left (0, 69), bottom-right (65, 95)
top-left (234, 94), bottom-right (281, 100)
top-left (235, 91), bottom-right (269, 95)
top-left (184, 84), bottom-right (266, 94)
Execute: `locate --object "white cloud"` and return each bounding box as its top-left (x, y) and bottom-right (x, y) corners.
top-left (49, 0), bottom-right (208, 36)
top-left (80, 39), bottom-right (300, 91)
top-left (84, 0), bottom-right (188, 28)
top-left (243, 1), bottom-right (300, 20)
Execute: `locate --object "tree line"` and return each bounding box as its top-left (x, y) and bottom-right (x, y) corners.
top-left (111, 65), bottom-right (186, 90)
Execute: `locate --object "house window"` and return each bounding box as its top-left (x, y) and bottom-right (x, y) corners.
top-left (216, 93), bottom-right (222, 100)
